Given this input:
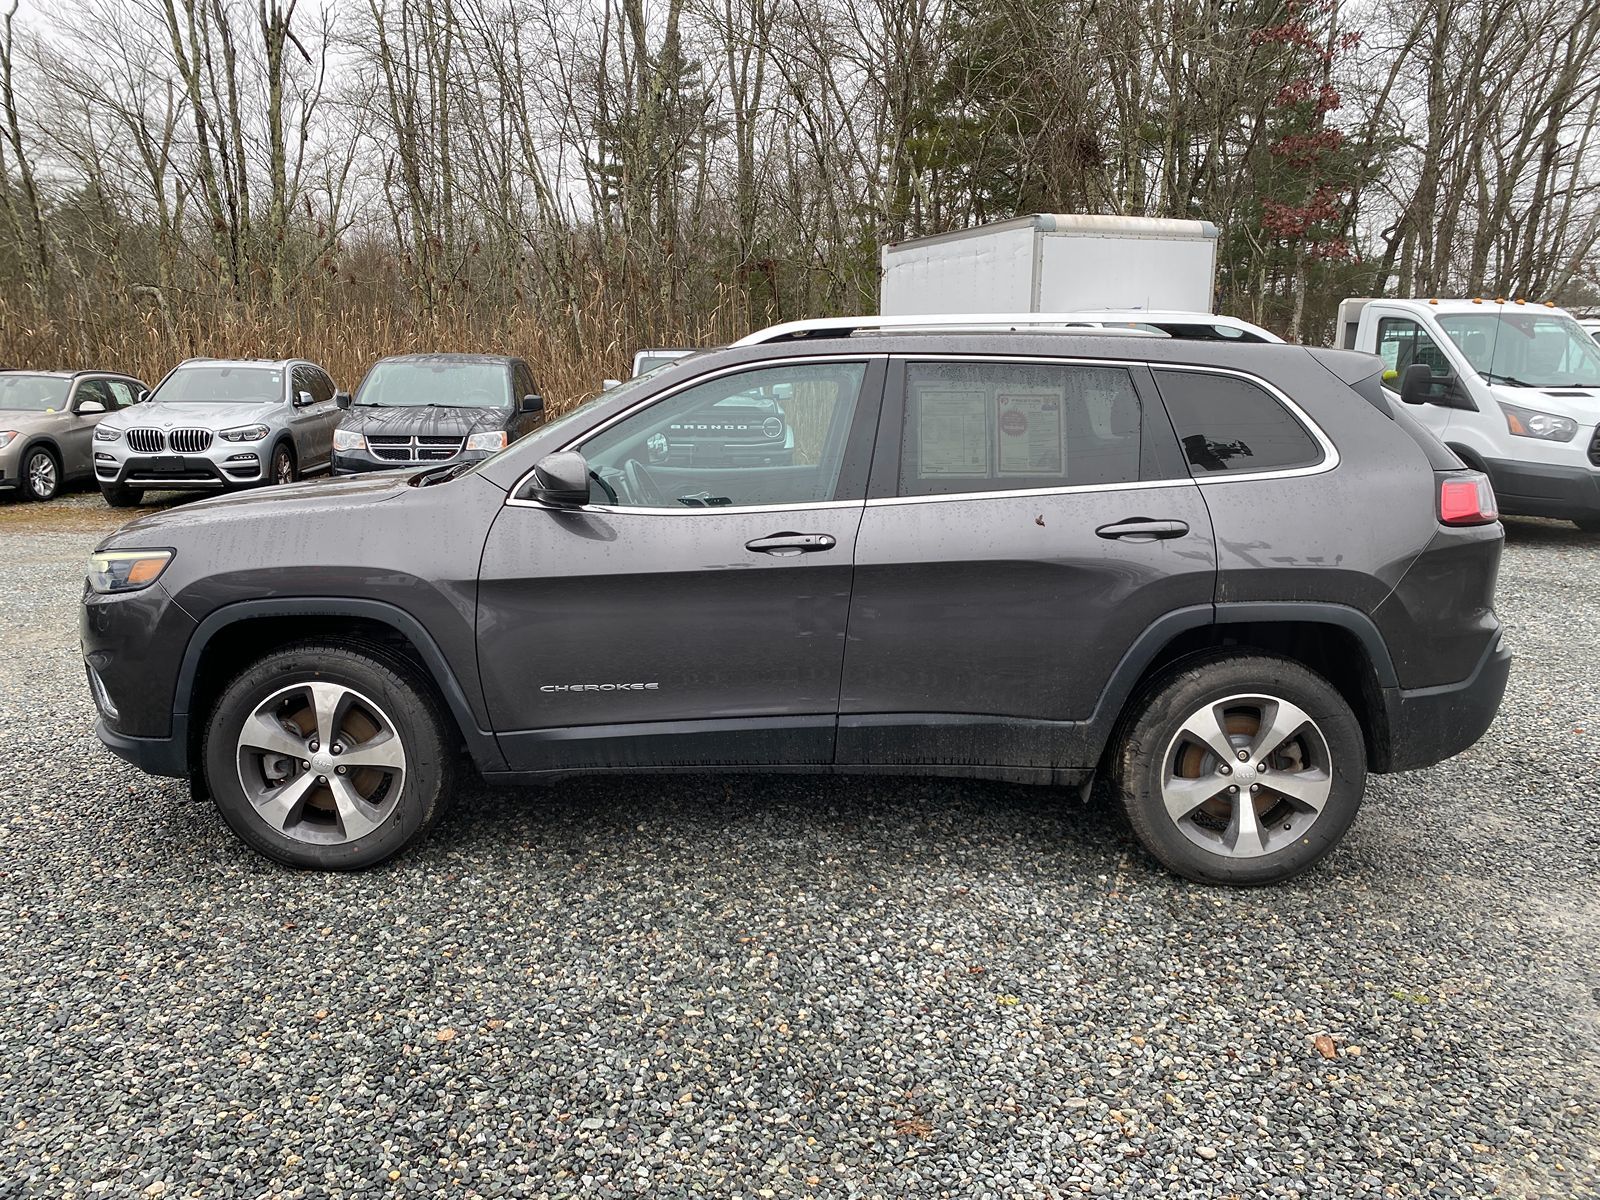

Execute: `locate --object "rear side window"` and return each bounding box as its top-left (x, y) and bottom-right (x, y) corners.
top-left (1154, 369), bottom-right (1322, 475)
top-left (897, 361), bottom-right (1141, 496)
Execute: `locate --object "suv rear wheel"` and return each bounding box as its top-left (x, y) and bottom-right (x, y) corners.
top-left (202, 641), bottom-right (453, 869)
top-left (1112, 653), bottom-right (1366, 886)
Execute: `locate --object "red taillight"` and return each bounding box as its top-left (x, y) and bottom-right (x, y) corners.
top-left (1438, 472), bottom-right (1499, 526)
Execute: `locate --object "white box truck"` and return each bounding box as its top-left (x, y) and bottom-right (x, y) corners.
top-left (879, 214), bottom-right (1219, 316)
top-left (1338, 296), bottom-right (1600, 532)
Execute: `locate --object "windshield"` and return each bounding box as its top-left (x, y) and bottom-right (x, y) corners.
top-left (156, 365), bottom-right (283, 403)
top-left (357, 360), bottom-right (511, 408)
top-left (1436, 311), bottom-right (1600, 388)
top-left (0, 374), bottom-right (70, 411)
top-left (450, 362), bottom-right (682, 482)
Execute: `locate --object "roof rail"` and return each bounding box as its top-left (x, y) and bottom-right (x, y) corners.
top-left (732, 314), bottom-right (1170, 346)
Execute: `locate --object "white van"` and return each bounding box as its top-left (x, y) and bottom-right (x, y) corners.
top-left (1338, 298), bottom-right (1600, 532)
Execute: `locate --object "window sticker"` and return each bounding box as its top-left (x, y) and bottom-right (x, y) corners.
top-left (917, 387), bottom-right (990, 477)
top-left (996, 387), bottom-right (1066, 475)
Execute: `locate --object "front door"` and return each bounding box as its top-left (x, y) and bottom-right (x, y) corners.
top-left (1374, 314), bottom-right (1456, 438)
top-left (63, 378), bottom-right (116, 478)
top-left (477, 356), bottom-right (886, 772)
top-left (837, 356), bottom-right (1218, 773)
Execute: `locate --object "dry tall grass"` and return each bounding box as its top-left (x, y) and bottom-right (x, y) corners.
top-left (0, 290), bottom-right (760, 415)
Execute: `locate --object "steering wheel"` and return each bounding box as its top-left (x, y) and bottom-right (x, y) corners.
top-left (623, 458), bottom-right (666, 507)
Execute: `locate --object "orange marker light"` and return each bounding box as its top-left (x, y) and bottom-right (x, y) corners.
top-left (126, 558), bottom-right (167, 586)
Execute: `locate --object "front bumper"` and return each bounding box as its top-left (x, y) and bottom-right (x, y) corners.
top-left (1377, 631), bottom-right (1512, 772)
top-left (1481, 456), bottom-right (1600, 521)
top-left (333, 447), bottom-right (491, 475)
top-left (95, 446), bottom-right (270, 491)
top-left (82, 580), bottom-right (197, 751)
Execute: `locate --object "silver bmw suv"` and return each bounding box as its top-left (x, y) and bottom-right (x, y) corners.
top-left (93, 359), bottom-right (341, 507)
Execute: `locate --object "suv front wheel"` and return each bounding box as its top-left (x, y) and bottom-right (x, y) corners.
top-left (1112, 653), bottom-right (1366, 886)
top-left (202, 641), bottom-right (453, 868)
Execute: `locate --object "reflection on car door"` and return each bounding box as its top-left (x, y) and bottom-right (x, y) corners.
top-left (837, 357), bottom-right (1218, 775)
top-left (63, 378), bottom-right (116, 479)
top-left (476, 357), bottom-right (886, 772)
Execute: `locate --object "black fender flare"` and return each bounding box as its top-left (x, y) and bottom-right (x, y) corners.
top-left (1082, 600), bottom-right (1398, 754)
top-left (173, 596), bottom-right (506, 772)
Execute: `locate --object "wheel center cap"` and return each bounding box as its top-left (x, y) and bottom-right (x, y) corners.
top-left (310, 753), bottom-right (336, 775)
top-left (1234, 761), bottom-right (1258, 783)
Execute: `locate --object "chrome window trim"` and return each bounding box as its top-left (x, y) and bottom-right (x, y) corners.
top-left (504, 353), bottom-right (884, 512)
top-left (503, 351), bottom-right (1339, 513)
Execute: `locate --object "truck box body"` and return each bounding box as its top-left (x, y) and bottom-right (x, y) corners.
top-left (880, 214), bottom-right (1220, 316)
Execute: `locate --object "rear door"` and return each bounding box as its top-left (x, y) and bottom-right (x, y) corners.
top-left (477, 356), bottom-right (886, 772)
top-left (837, 354), bottom-right (1217, 773)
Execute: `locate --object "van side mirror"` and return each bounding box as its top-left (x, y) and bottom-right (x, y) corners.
top-left (1400, 363), bottom-right (1475, 410)
top-left (528, 451), bottom-right (590, 506)
top-left (335, 390), bottom-right (353, 410)
top-left (520, 393), bottom-right (544, 414)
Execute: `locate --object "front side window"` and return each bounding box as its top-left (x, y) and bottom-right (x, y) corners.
top-left (1376, 317), bottom-right (1450, 380)
top-left (580, 361), bottom-right (867, 509)
top-left (105, 380), bottom-right (137, 408)
top-left (73, 379), bottom-right (114, 410)
top-left (897, 361), bottom-right (1141, 497)
top-left (156, 365), bottom-right (284, 404)
top-left (1154, 369), bottom-right (1322, 475)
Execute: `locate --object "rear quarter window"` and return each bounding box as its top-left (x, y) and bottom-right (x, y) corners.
top-left (1153, 369), bottom-right (1323, 475)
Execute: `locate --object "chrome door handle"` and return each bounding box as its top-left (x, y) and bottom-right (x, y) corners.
top-left (745, 532), bottom-right (837, 556)
top-left (1095, 518), bottom-right (1190, 541)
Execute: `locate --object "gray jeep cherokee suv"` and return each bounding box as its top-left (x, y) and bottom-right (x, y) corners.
top-left (81, 320), bottom-right (1510, 884)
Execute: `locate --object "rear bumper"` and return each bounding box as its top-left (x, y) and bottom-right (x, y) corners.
top-left (1377, 631), bottom-right (1511, 772)
top-left (1482, 456), bottom-right (1600, 521)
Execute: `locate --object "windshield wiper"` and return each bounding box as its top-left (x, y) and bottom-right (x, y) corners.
top-left (1480, 371), bottom-right (1541, 388)
top-left (354, 401), bottom-right (389, 407)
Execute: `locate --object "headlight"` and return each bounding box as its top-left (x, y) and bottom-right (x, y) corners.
top-left (465, 430), bottom-right (508, 453)
top-left (87, 549), bottom-right (173, 594)
top-left (1499, 402), bottom-right (1578, 442)
top-left (93, 425), bottom-right (122, 442)
top-left (0, 431), bottom-right (16, 449)
top-left (333, 428), bottom-right (367, 452)
top-left (219, 424), bottom-right (270, 442)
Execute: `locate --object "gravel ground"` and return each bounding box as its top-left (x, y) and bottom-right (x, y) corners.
top-left (1, 489), bottom-right (1597, 1199)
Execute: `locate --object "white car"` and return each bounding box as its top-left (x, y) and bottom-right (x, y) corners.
top-left (93, 358), bottom-right (342, 507)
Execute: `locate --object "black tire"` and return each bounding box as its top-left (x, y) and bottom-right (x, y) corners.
top-left (20, 445), bottom-right (61, 501)
top-left (202, 640), bottom-right (454, 869)
top-left (1111, 652), bottom-right (1367, 886)
top-left (270, 442), bottom-right (297, 486)
top-left (1574, 517), bottom-right (1600, 534)
top-left (100, 483), bottom-right (143, 508)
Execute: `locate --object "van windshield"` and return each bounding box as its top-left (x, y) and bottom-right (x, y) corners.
top-left (1436, 311), bottom-right (1600, 388)
top-left (357, 360), bottom-right (510, 408)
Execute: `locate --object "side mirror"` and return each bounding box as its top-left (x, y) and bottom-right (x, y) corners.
top-left (76, 400), bottom-right (107, 415)
top-left (335, 390), bottom-right (353, 410)
top-left (1400, 362), bottom-right (1475, 410)
top-left (1397, 363), bottom-right (1434, 405)
top-left (520, 392), bottom-right (544, 414)
top-left (528, 451), bottom-right (591, 506)
top-left (601, 378), bottom-right (622, 392)
top-left (136, 389), bottom-right (150, 404)
top-left (293, 389), bottom-right (315, 408)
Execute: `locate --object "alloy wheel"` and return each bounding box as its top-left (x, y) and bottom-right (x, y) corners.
top-left (1160, 694), bottom-right (1334, 858)
top-left (273, 448), bottom-right (294, 485)
top-left (235, 681), bottom-right (407, 845)
top-left (27, 451), bottom-right (58, 499)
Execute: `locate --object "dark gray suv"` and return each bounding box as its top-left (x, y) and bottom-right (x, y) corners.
top-left (81, 321), bottom-right (1510, 884)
